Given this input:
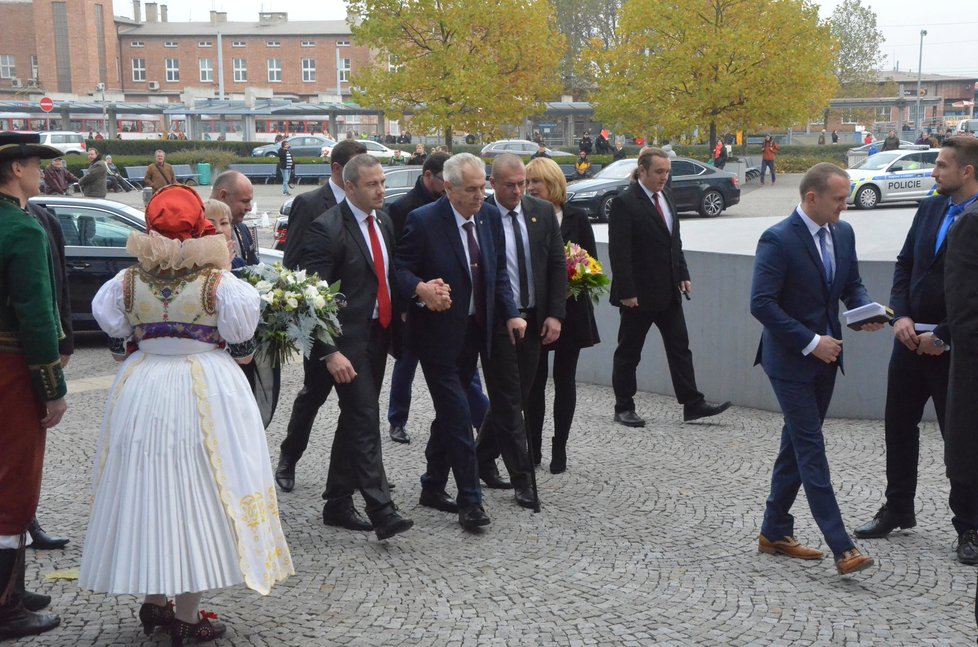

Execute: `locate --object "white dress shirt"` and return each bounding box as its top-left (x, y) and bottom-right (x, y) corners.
top-left (497, 202), bottom-right (536, 309)
top-left (329, 177), bottom-right (346, 205)
top-left (796, 205), bottom-right (835, 356)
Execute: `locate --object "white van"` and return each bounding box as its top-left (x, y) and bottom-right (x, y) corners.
top-left (37, 131), bottom-right (87, 155)
top-left (954, 119), bottom-right (978, 136)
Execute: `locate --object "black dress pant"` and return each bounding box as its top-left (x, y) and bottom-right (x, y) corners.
top-left (526, 345), bottom-right (581, 460)
top-left (475, 312), bottom-right (540, 488)
top-left (280, 359), bottom-right (334, 463)
top-left (612, 304), bottom-right (703, 413)
top-left (884, 339), bottom-right (978, 535)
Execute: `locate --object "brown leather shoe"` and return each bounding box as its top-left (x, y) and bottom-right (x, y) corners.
top-left (758, 534), bottom-right (824, 560)
top-left (835, 548), bottom-right (874, 575)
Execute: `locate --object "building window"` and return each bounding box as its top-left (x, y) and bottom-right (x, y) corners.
top-left (165, 58), bottom-right (179, 82)
top-left (267, 58), bottom-right (282, 82)
top-left (388, 54), bottom-right (402, 73)
top-left (336, 40), bottom-right (350, 47)
top-left (198, 40), bottom-right (212, 48)
top-left (875, 107), bottom-right (891, 122)
top-left (232, 40), bottom-right (246, 48)
top-left (339, 58), bottom-right (351, 83)
top-left (199, 58), bottom-right (213, 83)
top-left (232, 58), bottom-right (247, 82)
top-left (164, 40), bottom-right (178, 48)
top-left (0, 55), bottom-right (15, 80)
top-left (131, 58), bottom-right (146, 82)
top-left (301, 40), bottom-right (316, 47)
top-left (130, 40), bottom-right (144, 47)
top-left (30, 55), bottom-right (38, 81)
top-left (266, 40), bottom-right (280, 48)
top-left (840, 109), bottom-right (860, 125)
top-left (301, 58), bottom-right (316, 82)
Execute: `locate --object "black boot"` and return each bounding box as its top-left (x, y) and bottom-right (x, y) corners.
top-left (0, 548), bottom-right (60, 640)
top-left (549, 437), bottom-right (567, 474)
top-left (15, 558), bottom-right (49, 612)
top-left (27, 518), bottom-right (69, 550)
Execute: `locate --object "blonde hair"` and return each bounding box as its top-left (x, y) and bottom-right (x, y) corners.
top-left (525, 156), bottom-right (567, 207)
top-left (203, 198), bottom-right (232, 224)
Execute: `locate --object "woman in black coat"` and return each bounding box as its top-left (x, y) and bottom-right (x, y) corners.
top-left (524, 157), bottom-right (600, 474)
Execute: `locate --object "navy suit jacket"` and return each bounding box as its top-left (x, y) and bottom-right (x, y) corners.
top-left (395, 195), bottom-right (518, 363)
top-left (889, 194), bottom-right (952, 341)
top-left (750, 210), bottom-right (870, 380)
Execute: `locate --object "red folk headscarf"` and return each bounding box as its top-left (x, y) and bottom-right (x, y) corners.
top-left (145, 184), bottom-right (216, 241)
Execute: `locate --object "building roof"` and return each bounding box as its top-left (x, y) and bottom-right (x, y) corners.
top-left (877, 70), bottom-right (978, 84)
top-left (116, 20), bottom-right (352, 38)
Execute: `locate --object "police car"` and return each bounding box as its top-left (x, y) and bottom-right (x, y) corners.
top-left (847, 149), bottom-right (938, 209)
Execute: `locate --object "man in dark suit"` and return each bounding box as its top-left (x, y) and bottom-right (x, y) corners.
top-left (608, 148), bottom-right (729, 427)
top-left (386, 153), bottom-right (491, 445)
top-left (474, 154), bottom-right (566, 508)
top-left (210, 170), bottom-right (258, 266)
top-left (751, 163), bottom-right (884, 576)
top-left (282, 139), bottom-right (367, 270)
top-left (275, 139), bottom-right (368, 489)
top-left (396, 153), bottom-right (525, 530)
top-left (293, 154), bottom-right (412, 540)
top-left (922, 136), bottom-right (978, 563)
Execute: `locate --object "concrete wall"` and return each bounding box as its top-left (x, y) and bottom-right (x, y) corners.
top-left (577, 241), bottom-right (934, 421)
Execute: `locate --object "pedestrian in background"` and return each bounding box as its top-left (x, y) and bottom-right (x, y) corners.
top-left (760, 135), bottom-right (779, 185)
top-left (278, 140), bottom-right (295, 195)
top-left (41, 158), bottom-right (77, 195)
top-left (408, 144), bottom-right (427, 166)
top-left (79, 147), bottom-right (108, 198)
top-left (143, 149), bottom-right (175, 195)
top-left (882, 129), bottom-right (901, 152)
top-left (713, 140), bottom-right (727, 169)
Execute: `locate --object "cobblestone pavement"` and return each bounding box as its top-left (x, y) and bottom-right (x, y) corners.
top-left (13, 336), bottom-right (977, 647)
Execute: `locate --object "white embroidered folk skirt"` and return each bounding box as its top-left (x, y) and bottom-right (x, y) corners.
top-left (79, 339), bottom-right (294, 596)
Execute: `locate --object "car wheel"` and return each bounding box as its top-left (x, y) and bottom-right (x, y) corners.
top-left (598, 194), bottom-right (614, 223)
top-left (699, 189), bottom-right (724, 217)
top-left (265, 152), bottom-right (278, 158)
top-left (855, 185), bottom-right (880, 209)
top-left (183, 179), bottom-right (198, 187)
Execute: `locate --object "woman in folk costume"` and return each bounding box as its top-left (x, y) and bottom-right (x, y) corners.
top-left (79, 185), bottom-right (293, 645)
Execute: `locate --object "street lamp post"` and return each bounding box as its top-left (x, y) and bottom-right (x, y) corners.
top-left (915, 29), bottom-right (927, 133)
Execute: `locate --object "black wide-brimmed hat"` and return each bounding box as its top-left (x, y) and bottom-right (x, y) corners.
top-left (0, 132), bottom-right (61, 161)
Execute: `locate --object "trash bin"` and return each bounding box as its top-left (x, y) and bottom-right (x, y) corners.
top-left (197, 162), bottom-right (212, 186)
top-left (142, 187), bottom-right (153, 206)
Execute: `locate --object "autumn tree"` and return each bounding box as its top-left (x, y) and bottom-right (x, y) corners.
top-left (347, 0), bottom-right (565, 148)
top-left (826, 0), bottom-right (887, 127)
top-left (590, 0), bottom-right (838, 149)
top-left (552, 0), bottom-right (623, 96)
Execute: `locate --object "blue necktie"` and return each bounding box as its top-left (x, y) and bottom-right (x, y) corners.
top-left (935, 203), bottom-right (964, 254)
top-left (817, 228), bottom-right (833, 284)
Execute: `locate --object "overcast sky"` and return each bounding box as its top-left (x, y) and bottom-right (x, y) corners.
top-left (112, 0), bottom-right (978, 78)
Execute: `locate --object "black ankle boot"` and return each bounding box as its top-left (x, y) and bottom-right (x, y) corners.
top-left (139, 600), bottom-right (174, 635)
top-left (549, 438), bottom-right (567, 474)
top-left (0, 549), bottom-right (60, 640)
top-left (27, 518), bottom-right (69, 550)
top-left (15, 559), bottom-right (49, 612)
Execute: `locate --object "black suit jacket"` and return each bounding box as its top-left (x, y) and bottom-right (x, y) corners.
top-left (487, 195), bottom-right (567, 323)
top-left (284, 180), bottom-right (339, 269)
top-left (557, 204), bottom-right (600, 349)
top-left (608, 183), bottom-right (689, 312)
top-left (28, 203), bottom-right (73, 355)
top-left (889, 194), bottom-right (952, 340)
top-left (301, 201), bottom-right (400, 360)
top-left (388, 175), bottom-right (438, 242)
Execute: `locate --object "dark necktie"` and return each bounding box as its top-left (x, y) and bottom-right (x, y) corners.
top-left (817, 228), bottom-right (834, 284)
top-left (508, 210), bottom-right (530, 309)
top-left (935, 203), bottom-right (964, 254)
top-left (366, 215), bottom-right (392, 328)
top-left (462, 221), bottom-right (486, 327)
top-left (651, 193), bottom-right (669, 232)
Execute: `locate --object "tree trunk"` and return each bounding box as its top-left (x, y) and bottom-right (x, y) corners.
top-left (709, 121), bottom-right (717, 160)
top-left (444, 126), bottom-right (453, 152)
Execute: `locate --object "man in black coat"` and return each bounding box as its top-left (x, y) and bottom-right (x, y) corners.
top-left (927, 136), bottom-right (978, 563)
top-left (474, 154), bottom-right (567, 508)
top-left (282, 139), bottom-right (366, 270)
top-left (608, 148), bottom-right (729, 427)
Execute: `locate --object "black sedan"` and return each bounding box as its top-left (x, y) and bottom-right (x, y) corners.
top-left (30, 196), bottom-right (282, 331)
top-left (566, 157), bottom-right (741, 222)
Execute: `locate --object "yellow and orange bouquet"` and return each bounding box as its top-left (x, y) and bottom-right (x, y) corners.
top-left (565, 242), bottom-right (609, 304)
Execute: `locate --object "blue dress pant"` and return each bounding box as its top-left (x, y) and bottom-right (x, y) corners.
top-left (388, 346), bottom-right (489, 430)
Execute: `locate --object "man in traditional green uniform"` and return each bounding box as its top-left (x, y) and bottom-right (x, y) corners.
top-left (0, 132), bottom-right (67, 640)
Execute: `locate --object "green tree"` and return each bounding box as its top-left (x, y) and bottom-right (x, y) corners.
top-left (590, 0), bottom-right (838, 149)
top-left (829, 0), bottom-right (886, 87)
top-left (552, 0), bottom-right (623, 95)
top-left (347, 0), bottom-right (566, 148)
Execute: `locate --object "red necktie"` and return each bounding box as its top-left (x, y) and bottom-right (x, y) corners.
top-left (366, 215), bottom-right (392, 328)
top-left (651, 192), bottom-right (669, 230)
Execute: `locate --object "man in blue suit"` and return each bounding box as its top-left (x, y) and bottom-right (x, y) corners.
top-left (750, 163), bottom-right (884, 576)
top-left (396, 153), bottom-right (525, 530)
top-left (854, 136), bottom-right (978, 565)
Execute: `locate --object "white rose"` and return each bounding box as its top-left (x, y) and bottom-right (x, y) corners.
top-left (313, 295), bottom-right (326, 310)
top-left (255, 280), bottom-right (273, 293)
top-left (294, 269), bottom-right (307, 283)
top-left (286, 297), bottom-right (299, 309)
top-left (260, 292), bottom-right (275, 304)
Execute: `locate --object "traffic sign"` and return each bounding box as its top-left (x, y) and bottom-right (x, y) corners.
top-left (39, 97), bottom-right (54, 113)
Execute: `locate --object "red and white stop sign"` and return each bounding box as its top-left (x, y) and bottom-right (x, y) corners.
top-left (39, 97), bottom-right (54, 113)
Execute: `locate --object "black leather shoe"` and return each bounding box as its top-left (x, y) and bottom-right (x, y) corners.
top-left (683, 400), bottom-right (731, 422)
top-left (957, 529), bottom-right (978, 565)
top-left (614, 410), bottom-right (646, 427)
top-left (419, 489), bottom-right (459, 513)
top-left (274, 455), bottom-right (296, 493)
top-left (0, 606), bottom-right (60, 640)
top-left (373, 511), bottom-right (414, 540)
top-left (853, 504), bottom-right (916, 539)
top-left (458, 505), bottom-right (491, 530)
top-left (550, 440), bottom-right (567, 474)
top-left (481, 469), bottom-right (512, 490)
top-left (26, 519), bottom-right (68, 550)
top-left (514, 486), bottom-right (536, 509)
top-left (389, 424), bottom-right (410, 444)
top-left (323, 504), bottom-right (373, 531)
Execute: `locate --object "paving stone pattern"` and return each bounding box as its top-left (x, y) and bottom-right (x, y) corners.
top-left (16, 346), bottom-right (978, 646)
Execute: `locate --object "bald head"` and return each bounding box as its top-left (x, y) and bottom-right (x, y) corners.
top-left (210, 170), bottom-right (254, 224)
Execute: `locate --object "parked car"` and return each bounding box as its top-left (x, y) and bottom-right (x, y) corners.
top-left (273, 166), bottom-right (426, 250)
top-left (848, 139), bottom-right (928, 153)
top-left (481, 139), bottom-right (575, 159)
top-left (321, 139), bottom-right (401, 163)
top-left (251, 135), bottom-right (337, 158)
top-left (38, 131), bottom-right (87, 156)
top-left (566, 157), bottom-right (741, 222)
top-left (846, 148), bottom-right (939, 209)
top-left (29, 196), bottom-right (282, 331)
top-left (954, 119), bottom-right (978, 136)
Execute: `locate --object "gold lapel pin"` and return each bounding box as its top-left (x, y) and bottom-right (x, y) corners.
top-left (531, 217), bottom-right (537, 223)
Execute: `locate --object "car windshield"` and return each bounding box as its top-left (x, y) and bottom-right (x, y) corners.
top-left (851, 152), bottom-right (903, 170)
top-left (594, 159), bottom-right (638, 179)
